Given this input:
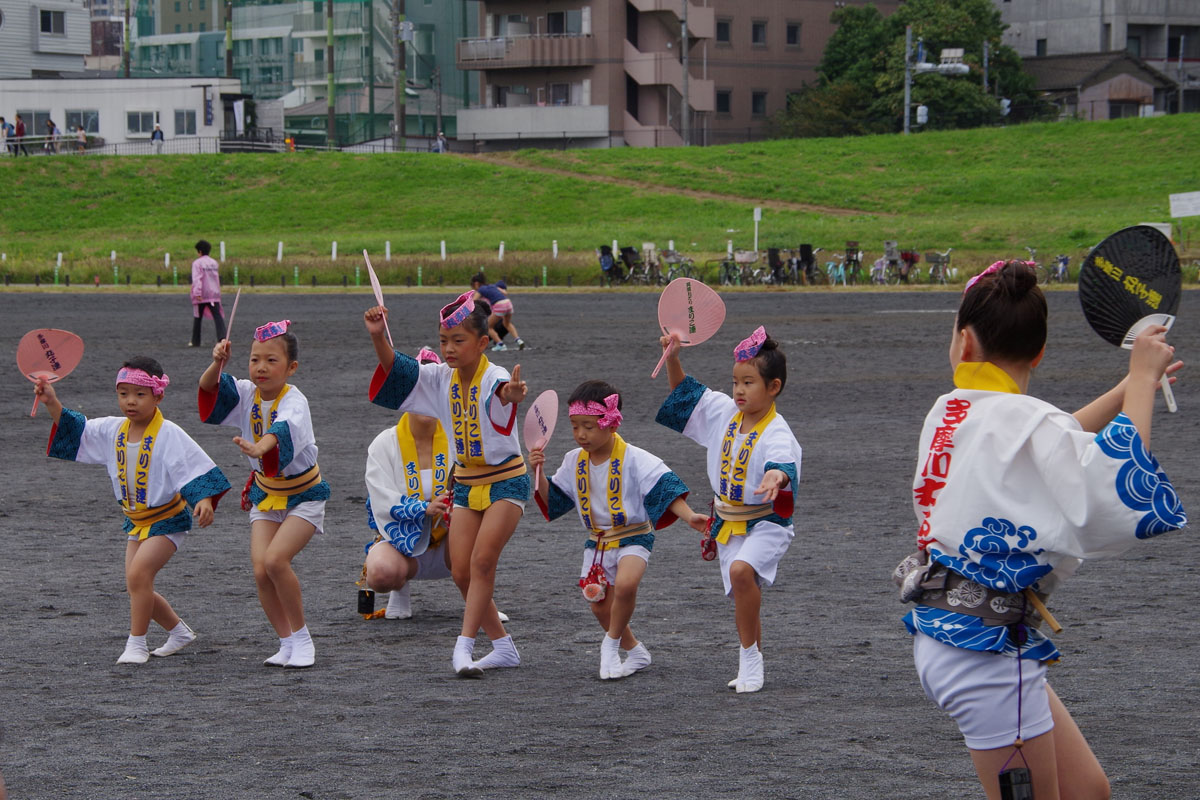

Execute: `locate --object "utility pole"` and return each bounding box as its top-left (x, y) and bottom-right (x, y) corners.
top-left (368, 0), bottom-right (375, 140)
top-left (225, 0), bottom-right (233, 77)
top-left (434, 66), bottom-right (443, 137)
top-left (982, 39), bottom-right (989, 96)
top-left (124, 0), bottom-right (131, 77)
top-left (393, 0), bottom-right (405, 150)
top-left (681, 0), bottom-right (689, 146)
top-left (326, 0), bottom-right (336, 146)
top-left (903, 25), bottom-right (913, 134)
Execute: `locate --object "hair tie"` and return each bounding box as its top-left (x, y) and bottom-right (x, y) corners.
top-left (416, 346), bottom-right (442, 365)
top-left (734, 326), bottom-right (768, 362)
top-left (254, 320), bottom-right (291, 341)
top-left (116, 367), bottom-right (170, 397)
top-left (568, 393), bottom-right (622, 429)
top-left (440, 291), bottom-right (475, 330)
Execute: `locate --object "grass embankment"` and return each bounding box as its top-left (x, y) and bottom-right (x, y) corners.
top-left (1, 114), bottom-right (1197, 286)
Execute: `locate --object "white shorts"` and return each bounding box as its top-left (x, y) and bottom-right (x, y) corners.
top-left (249, 500), bottom-right (326, 534)
top-left (412, 544), bottom-right (452, 581)
top-left (452, 497), bottom-right (526, 513)
top-left (913, 632), bottom-right (1054, 750)
top-left (491, 298), bottom-right (514, 315)
top-left (129, 531), bottom-right (185, 549)
top-left (717, 520), bottom-right (793, 596)
top-left (579, 544), bottom-right (650, 585)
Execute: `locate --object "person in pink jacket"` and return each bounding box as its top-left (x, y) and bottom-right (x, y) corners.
top-left (189, 240), bottom-right (227, 347)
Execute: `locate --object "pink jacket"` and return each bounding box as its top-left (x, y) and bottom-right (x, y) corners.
top-left (191, 255), bottom-right (222, 311)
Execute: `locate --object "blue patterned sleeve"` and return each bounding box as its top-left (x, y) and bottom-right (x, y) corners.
top-left (764, 461), bottom-right (798, 492)
top-left (369, 351), bottom-right (420, 410)
top-left (384, 495), bottom-right (429, 555)
top-left (47, 408), bottom-right (87, 461)
top-left (1095, 412), bottom-right (1187, 539)
top-left (179, 466), bottom-right (232, 506)
top-left (644, 471), bottom-right (689, 528)
top-left (200, 373), bottom-right (240, 425)
top-left (266, 420), bottom-right (294, 470)
top-left (545, 479), bottom-right (576, 521)
top-left (655, 375), bottom-right (707, 433)
top-left (365, 497), bottom-right (378, 532)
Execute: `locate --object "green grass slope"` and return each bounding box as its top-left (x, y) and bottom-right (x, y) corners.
top-left (0, 115), bottom-right (1196, 282)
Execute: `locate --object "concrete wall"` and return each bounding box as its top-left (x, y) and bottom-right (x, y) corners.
top-left (0, 0), bottom-right (89, 78)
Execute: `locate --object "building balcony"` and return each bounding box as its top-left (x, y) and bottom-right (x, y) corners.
top-left (293, 57), bottom-right (365, 84)
top-left (626, 0), bottom-right (714, 40)
top-left (292, 10), bottom-right (365, 37)
top-left (234, 53), bottom-right (286, 69)
top-left (457, 34), bottom-right (597, 70)
top-left (457, 104), bottom-right (609, 140)
top-left (623, 41), bottom-right (715, 111)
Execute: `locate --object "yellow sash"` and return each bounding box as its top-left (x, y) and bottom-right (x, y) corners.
top-left (577, 434), bottom-right (629, 544)
top-left (251, 384), bottom-right (290, 469)
top-left (953, 361), bottom-right (1021, 394)
top-left (116, 409), bottom-right (170, 540)
top-left (715, 404), bottom-right (777, 544)
top-left (450, 356), bottom-right (488, 468)
top-left (396, 414), bottom-right (450, 548)
top-left (588, 520), bottom-right (653, 551)
top-left (123, 495), bottom-right (187, 541)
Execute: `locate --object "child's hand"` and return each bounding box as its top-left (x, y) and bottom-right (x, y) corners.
top-left (501, 364), bottom-right (527, 404)
top-left (755, 469), bottom-right (790, 502)
top-left (193, 497), bottom-right (215, 528)
top-left (659, 333), bottom-right (680, 352)
top-left (426, 494), bottom-right (450, 520)
top-left (364, 305), bottom-right (389, 337)
top-left (232, 435), bottom-right (273, 459)
top-left (1164, 359), bottom-right (1184, 385)
top-left (212, 340), bottom-right (231, 364)
top-left (34, 377), bottom-right (58, 406)
top-left (684, 510), bottom-right (709, 533)
top-left (528, 446), bottom-right (545, 468)
top-left (1128, 325), bottom-right (1175, 385)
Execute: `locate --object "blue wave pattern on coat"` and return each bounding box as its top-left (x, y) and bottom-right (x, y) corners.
top-left (929, 517), bottom-right (1052, 594)
top-left (1096, 413), bottom-right (1186, 538)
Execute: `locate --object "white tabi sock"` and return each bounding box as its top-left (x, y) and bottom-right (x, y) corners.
top-left (151, 620), bottom-right (197, 657)
top-left (453, 635), bottom-right (483, 678)
top-left (285, 625), bottom-right (315, 669)
top-left (385, 584), bottom-right (413, 620)
top-left (620, 642), bottom-right (652, 677)
top-left (264, 635), bottom-right (293, 667)
top-left (474, 635), bottom-right (521, 670)
top-left (117, 634), bottom-right (150, 665)
top-left (599, 635), bottom-right (622, 680)
top-left (735, 644), bottom-right (764, 694)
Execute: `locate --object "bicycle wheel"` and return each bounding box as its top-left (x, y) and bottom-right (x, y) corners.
top-left (1035, 264), bottom-right (1050, 285)
top-left (886, 266), bottom-right (901, 285)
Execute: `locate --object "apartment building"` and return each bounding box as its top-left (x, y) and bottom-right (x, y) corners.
top-left (995, 0), bottom-right (1199, 112)
top-left (0, 0), bottom-right (90, 78)
top-left (455, 0), bottom-right (899, 147)
top-left (155, 0), bottom-right (221, 34)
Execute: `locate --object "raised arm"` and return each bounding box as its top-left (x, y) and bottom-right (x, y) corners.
top-left (364, 305), bottom-right (395, 374)
top-left (199, 340), bottom-right (230, 393)
top-left (1118, 325), bottom-right (1176, 450)
top-left (660, 333), bottom-right (684, 390)
top-left (34, 378), bottom-right (63, 424)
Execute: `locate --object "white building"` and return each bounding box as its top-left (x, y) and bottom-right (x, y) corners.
top-left (0, 76), bottom-right (241, 146)
top-left (0, 0), bottom-right (90, 78)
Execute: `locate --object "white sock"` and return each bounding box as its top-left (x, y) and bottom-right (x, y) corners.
top-left (264, 635), bottom-right (293, 667)
top-left (453, 635), bottom-right (482, 677)
top-left (151, 620), bottom-right (196, 657)
top-left (736, 644), bottom-right (764, 693)
top-left (117, 634), bottom-right (150, 664)
top-left (286, 625), bottom-right (315, 668)
top-left (474, 635), bottom-right (521, 670)
top-left (599, 635), bottom-right (621, 680)
top-left (620, 642), bottom-right (652, 677)
top-left (385, 584), bottom-right (413, 620)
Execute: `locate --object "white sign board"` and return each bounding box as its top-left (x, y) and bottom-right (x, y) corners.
top-left (753, 207), bottom-right (762, 222)
top-left (1169, 191), bottom-right (1200, 218)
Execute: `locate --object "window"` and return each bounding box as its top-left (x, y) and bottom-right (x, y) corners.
top-left (199, 23), bottom-right (205, 31)
top-left (174, 1), bottom-right (180, 10)
top-left (65, 110), bottom-right (100, 135)
top-left (1168, 37), bottom-right (1181, 59)
top-left (751, 91), bottom-right (767, 116)
top-left (1109, 101), bottom-right (1139, 119)
top-left (751, 21), bottom-right (767, 47)
top-left (716, 18), bottom-right (731, 45)
top-left (187, 23), bottom-right (193, 32)
top-left (716, 89), bottom-right (732, 115)
top-left (199, 0), bottom-right (205, 8)
top-left (175, 24), bottom-right (181, 32)
top-left (550, 83), bottom-right (570, 105)
top-left (547, 10), bottom-right (582, 35)
top-left (40, 10), bottom-right (66, 34)
top-left (175, 109), bottom-right (197, 135)
top-left (17, 110), bottom-right (52, 137)
top-left (292, 38), bottom-right (303, 54)
top-left (1126, 36), bottom-right (1141, 57)
top-left (127, 111), bottom-right (158, 135)
top-left (1035, 38), bottom-right (1047, 57)
top-left (786, 23), bottom-right (801, 47)
top-left (315, 48), bottom-right (324, 62)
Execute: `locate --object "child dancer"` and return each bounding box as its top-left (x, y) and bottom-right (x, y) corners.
top-left (365, 293), bottom-right (528, 677)
top-left (895, 261), bottom-right (1185, 799)
top-left (529, 380), bottom-right (707, 679)
top-left (362, 347), bottom-right (455, 620)
top-left (36, 356), bottom-right (231, 664)
top-left (198, 321), bottom-right (330, 669)
top-left (470, 273), bottom-right (525, 351)
top-left (655, 327), bottom-right (802, 693)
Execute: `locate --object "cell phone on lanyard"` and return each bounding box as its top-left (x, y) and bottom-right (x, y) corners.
top-left (998, 767), bottom-right (1033, 800)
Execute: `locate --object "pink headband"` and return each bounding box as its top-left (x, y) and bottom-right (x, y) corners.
top-left (963, 260), bottom-right (1036, 294)
top-left (416, 346), bottom-right (442, 365)
top-left (568, 393), bottom-right (622, 429)
top-left (734, 326), bottom-right (767, 362)
top-left (116, 367), bottom-right (170, 397)
top-left (255, 320), bottom-right (291, 341)
top-left (440, 291), bottom-right (475, 330)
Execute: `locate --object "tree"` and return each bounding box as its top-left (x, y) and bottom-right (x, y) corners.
top-left (770, 0), bottom-right (1052, 138)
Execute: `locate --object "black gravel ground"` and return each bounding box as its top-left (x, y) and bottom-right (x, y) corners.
top-left (1, 288), bottom-right (1197, 799)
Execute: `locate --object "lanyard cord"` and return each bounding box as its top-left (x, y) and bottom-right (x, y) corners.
top-left (999, 596), bottom-right (1033, 776)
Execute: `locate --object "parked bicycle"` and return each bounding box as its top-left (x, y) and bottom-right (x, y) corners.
top-left (843, 241), bottom-right (862, 285)
top-left (925, 247), bottom-right (953, 285)
top-left (661, 249), bottom-right (697, 282)
top-left (826, 253), bottom-right (847, 286)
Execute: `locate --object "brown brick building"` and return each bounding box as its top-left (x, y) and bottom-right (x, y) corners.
top-left (455, 0), bottom-right (900, 147)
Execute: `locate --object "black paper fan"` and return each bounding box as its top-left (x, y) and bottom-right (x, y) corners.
top-left (1078, 225), bottom-right (1181, 347)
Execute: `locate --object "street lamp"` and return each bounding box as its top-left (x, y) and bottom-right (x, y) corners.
top-left (903, 25), bottom-right (970, 134)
